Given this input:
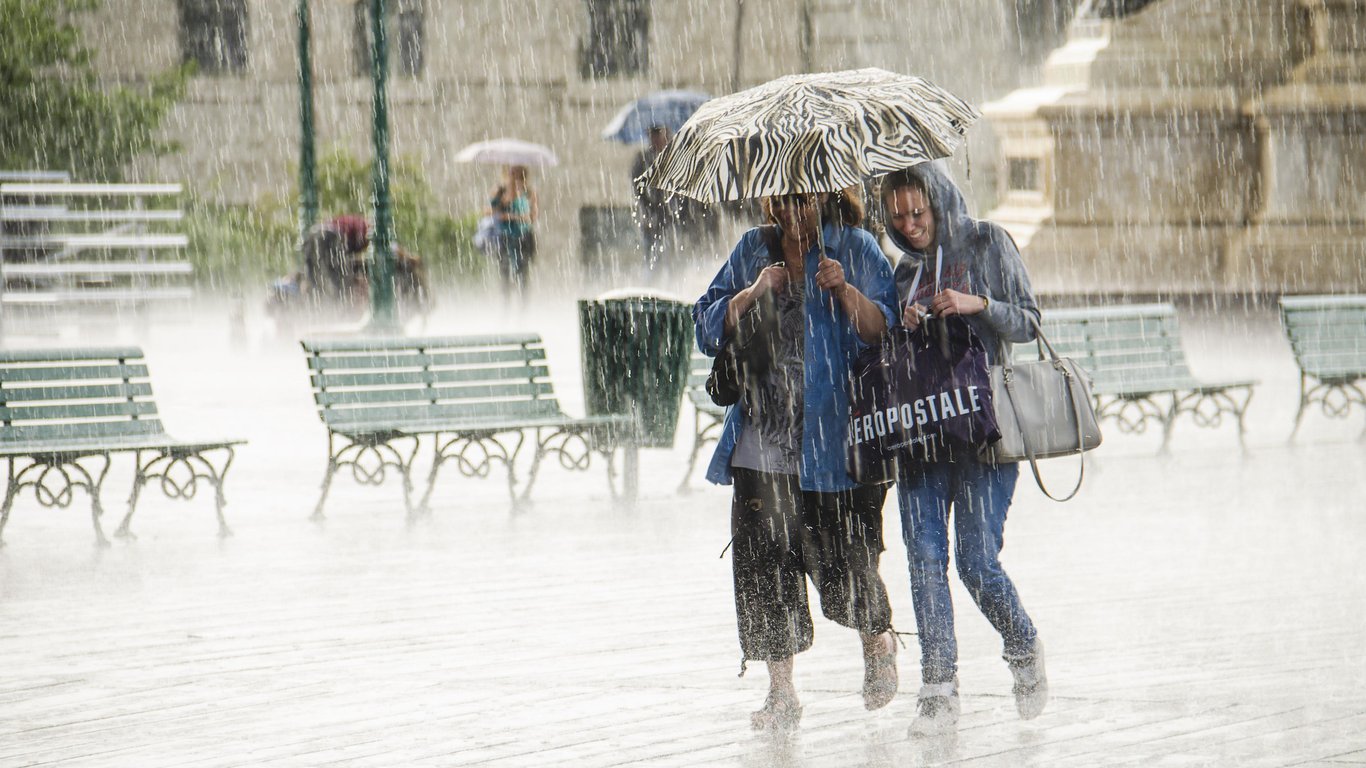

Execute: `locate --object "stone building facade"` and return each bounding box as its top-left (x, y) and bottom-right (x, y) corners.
top-left (81, 0), bottom-right (1055, 280)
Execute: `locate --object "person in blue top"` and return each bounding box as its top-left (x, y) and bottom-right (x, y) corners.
top-left (693, 187), bottom-right (900, 732)
top-left (488, 165), bottom-right (538, 300)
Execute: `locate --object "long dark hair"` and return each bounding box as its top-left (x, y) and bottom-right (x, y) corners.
top-left (760, 185), bottom-right (865, 229)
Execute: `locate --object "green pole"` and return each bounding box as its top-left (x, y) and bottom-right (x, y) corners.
top-left (367, 0), bottom-right (398, 331)
top-left (297, 0), bottom-right (318, 243)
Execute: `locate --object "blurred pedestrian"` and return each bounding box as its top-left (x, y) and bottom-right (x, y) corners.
top-left (632, 125), bottom-right (682, 283)
top-left (301, 214), bottom-right (369, 307)
top-left (693, 186), bottom-right (901, 733)
top-left (488, 165), bottom-right (538, 300)
top-left (880, 163), bottom-right (1048, 737)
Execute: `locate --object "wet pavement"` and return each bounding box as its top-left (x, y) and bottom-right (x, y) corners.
top-left (0, 295), bottom-right (1363, 767)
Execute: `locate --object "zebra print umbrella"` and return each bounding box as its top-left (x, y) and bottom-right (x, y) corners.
top-left (638, 68), bottom-right (979, 202)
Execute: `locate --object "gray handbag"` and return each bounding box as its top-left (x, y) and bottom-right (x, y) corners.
top-left (980, 314), bottom-right (1102, 501)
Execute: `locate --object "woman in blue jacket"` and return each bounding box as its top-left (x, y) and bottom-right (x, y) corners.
top-left (694, 188), bottom-right (899, 732)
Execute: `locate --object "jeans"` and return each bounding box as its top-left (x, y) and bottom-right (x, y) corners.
top-left (897, 458), bottom-right (1037, 684)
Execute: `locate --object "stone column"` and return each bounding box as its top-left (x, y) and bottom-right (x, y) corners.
top-left (1236, 0), bottom-right (1366, 292)
top-left (983, 0), bottom-right (1305, 294)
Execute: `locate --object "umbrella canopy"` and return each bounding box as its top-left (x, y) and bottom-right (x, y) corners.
top-left (638, 68), bottom-right (979, 202)
top-left (601, 90), bottom-right (711, 144)
top-left (455, 138), bottom-right (559, 168)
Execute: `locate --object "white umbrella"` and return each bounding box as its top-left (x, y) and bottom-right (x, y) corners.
top-left (455, 138), bottom-right (559, 168)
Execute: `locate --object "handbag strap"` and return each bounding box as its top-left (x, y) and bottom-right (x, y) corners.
top-left (999, 313), bottom-right (1088, 502)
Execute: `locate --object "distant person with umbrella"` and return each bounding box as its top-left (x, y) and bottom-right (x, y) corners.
top-left (487, 164), bottom-right (538, 300)
top-left (457, 139), bottom-right (556, 302)
top-left (631, 125), bottom-right (680, 282)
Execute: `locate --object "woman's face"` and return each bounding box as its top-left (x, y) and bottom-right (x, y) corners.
top-left (886, 187), bottom-right (935, 251)
top-left (769, 193), bottom-right (822, 237)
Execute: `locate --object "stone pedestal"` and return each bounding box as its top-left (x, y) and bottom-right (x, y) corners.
top-left (984, 0), bottom-right (1365, 294)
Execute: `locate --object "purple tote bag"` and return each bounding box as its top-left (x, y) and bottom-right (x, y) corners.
top-left (847, 318), bottom-right (1001, 484)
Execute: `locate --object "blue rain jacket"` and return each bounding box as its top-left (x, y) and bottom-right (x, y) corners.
top-left (694, 222), bottom-right (898, 491)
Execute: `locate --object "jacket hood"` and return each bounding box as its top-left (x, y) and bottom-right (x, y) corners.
top-left (882, 162), bottom-right (971, 262)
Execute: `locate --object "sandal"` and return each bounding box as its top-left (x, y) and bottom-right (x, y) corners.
top-left (862, 630), bottom-right (899, 711)
top-left (750, 689), bottom-right (803, 733)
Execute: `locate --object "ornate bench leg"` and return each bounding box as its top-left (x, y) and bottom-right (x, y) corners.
top-left (1, 456), bottom-right (112, 547)
top-left (518, 427), bottom-right (596, 504)
top-left (1289, 373), bottom-right (1310, 443)
top-left (313, 433), bottom-right (341, 522)
top-left (422, 431), bottom-right (523, 514)
top-left (314, 432), bottom-right (419, 522)
top-left (1160, 394), bottom-right (1178, 454)
top-left (0, 461), bottom-right (18, 547)
top-left (117, 447), bottom-right (237, 539)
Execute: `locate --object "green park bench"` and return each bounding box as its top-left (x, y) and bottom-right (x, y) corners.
top-left (302, 334), bottom-right (633, 520)
top-left (678, 349), bottom-right (725, 491)
top-left (0, 347), bottom-right (242, 546)
top-left (1024, 304), bottom-right (1257, 449)
top-left (1279, 294), bottom-right (1366, 439)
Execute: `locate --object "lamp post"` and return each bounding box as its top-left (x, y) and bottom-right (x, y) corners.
top-left (296, 0), bottom-right (318, 242)
top-left (365, 0), bottom-right (398, 332)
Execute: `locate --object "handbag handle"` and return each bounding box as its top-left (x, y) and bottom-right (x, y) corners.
top-left (998, 313), bottom-right (1089, 502)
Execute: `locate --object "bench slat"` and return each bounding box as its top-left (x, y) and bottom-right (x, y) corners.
top-left (0, 348), bottom-right (143, 364)
top-left (310, 365), bottom-right (551, 390)
top-left (0, 183), bottom-right (181, 196)
top-left (0, 234), bottom-right (188, 249)
top-left (1, 419), bottom-right (165, 442)
top-left (0, 401), bottom-right (158, 422)
top-left (3, 263), bottom-right (194, 277)
top-left (0, 363), bottom-right (149, 382)
top-left (307, 348), bottom-right (546, 371)
top-left (322, 400), bottom-right (565, 427)
top-left (0, 382), bottom-right (154, 404)
top-left (2, 288), bottom-right (194, 306)
top-left (314, 381), bottom-right (554, 406)
top-left (301, 333), bottom-right (542, 353)
top-left (0, 208), bottom-right (183, 223)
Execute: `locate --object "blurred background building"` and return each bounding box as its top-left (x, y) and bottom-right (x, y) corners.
top-left (76, 0), bottom-right (1363, 294)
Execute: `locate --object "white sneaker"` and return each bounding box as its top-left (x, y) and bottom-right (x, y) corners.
top-left (1006, 638), bottom-right (1049, 720)
top-left (908, 681), bottom-right (960, 737)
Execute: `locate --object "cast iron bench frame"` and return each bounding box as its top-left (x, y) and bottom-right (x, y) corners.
top-left (1028, 304), bottom-right (1258, 449)
top-left (1279, 294), bottom-right (1366, 440)
top-left (302, 333), bottom-right (633, 520)
top-left (0, 347), bottom-right (241, 546)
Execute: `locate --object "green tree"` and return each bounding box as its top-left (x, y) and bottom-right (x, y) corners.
top-left (0, 0), bottom-right (188, 179)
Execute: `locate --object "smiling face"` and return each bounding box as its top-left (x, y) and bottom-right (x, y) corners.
top-left (885, 187), bottom-right (936, 251)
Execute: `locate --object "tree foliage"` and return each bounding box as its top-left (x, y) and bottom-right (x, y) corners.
top-left (0, 0), bottom-right (188, 180)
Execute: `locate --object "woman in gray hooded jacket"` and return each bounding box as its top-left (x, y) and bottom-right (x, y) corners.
top-left (879, 163), bottom-right (1049, 736)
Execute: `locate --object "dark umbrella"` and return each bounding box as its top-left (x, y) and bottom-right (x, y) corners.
top-left (602, 90), bottom-right (711, 144)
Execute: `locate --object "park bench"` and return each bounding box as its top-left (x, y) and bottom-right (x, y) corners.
top-left (1279, 295), bottom-right (1366, 439)
top-left (1025, 303), bottom-right (1257, 449)
top-left (302, 333), bottom-right (633, 520)
top-left (0, 182), bottom-right (192, 334)
top-left (678, 349), bottom-right (725, 491)
top-left (0, 347), bottom-right (242, 546)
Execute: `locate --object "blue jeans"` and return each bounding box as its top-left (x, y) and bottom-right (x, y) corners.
top-left (897, 458), bottom-right (1037, 684)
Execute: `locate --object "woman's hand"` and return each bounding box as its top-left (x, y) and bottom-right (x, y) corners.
top-left (902, 302), bottom-right (929, 330)
top-left (814, 254), bottom-right (847, 298)
top-left (928, 289), bottom-right (987, 318)
top-left (753, 264), bottom-right (789, 297)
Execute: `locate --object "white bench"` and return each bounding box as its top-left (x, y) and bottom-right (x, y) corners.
top-left (0, 183), bottom-right (193, 327)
